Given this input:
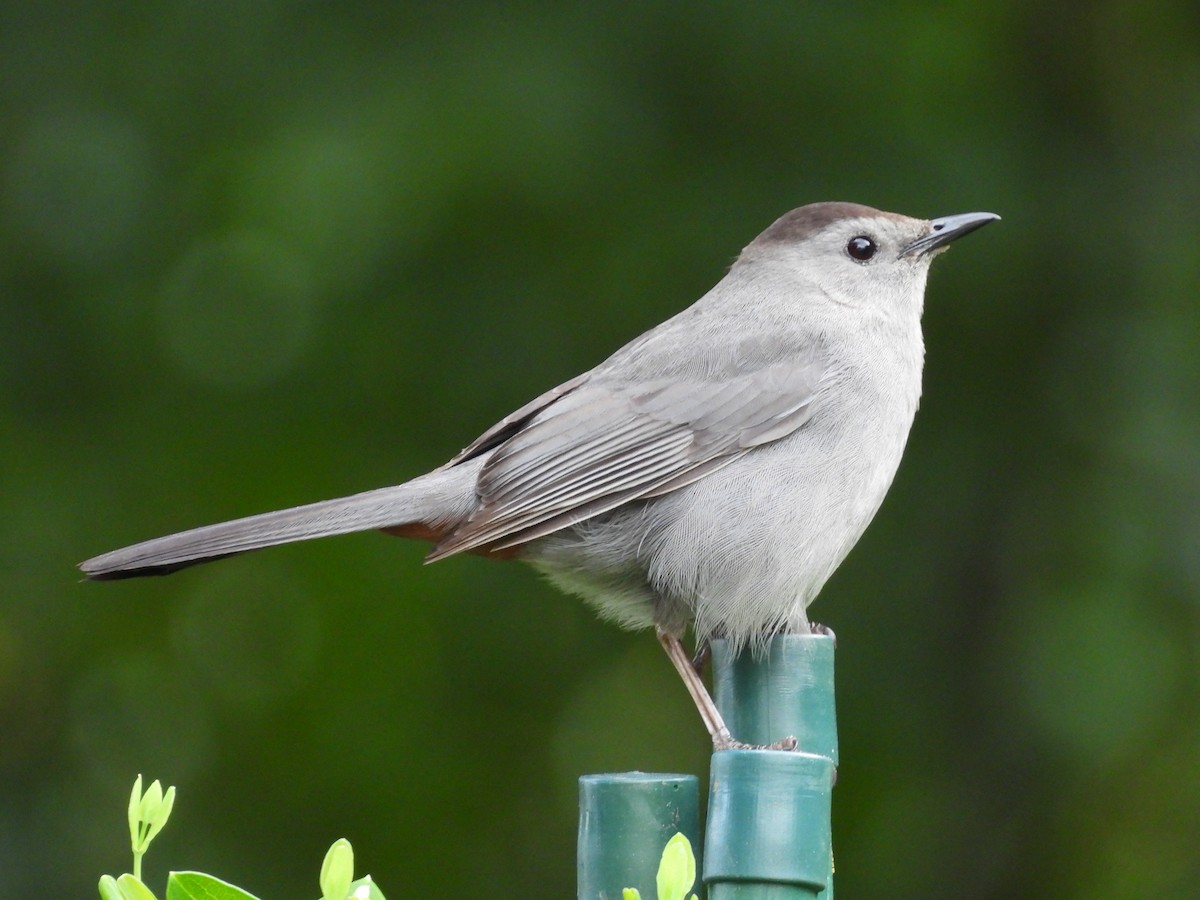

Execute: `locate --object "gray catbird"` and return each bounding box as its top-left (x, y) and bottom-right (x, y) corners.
top-left (80, 202), bottom-right (998, 748)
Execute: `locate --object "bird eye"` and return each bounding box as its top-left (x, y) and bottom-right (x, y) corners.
top-left (846, 236), bottom-right (877, 262)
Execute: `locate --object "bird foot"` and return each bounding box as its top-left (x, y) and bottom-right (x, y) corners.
top-left (712, 734), bottom-right (798, 752)
top-left (809, 622), bottom-right (837, 644)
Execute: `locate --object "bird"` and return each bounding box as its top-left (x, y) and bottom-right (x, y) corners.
top-left (80, 202), bottom-right (999, 749)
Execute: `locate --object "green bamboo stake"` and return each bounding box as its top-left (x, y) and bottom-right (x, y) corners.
top-left (578, 772), bottom-right (701, 900)
top-left (704, 633), bottom-right (838, 899)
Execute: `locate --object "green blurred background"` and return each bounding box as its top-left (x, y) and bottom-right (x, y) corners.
top-left (3, 3), bottom-right (1199, 897)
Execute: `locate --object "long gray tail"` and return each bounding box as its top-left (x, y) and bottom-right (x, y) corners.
top-left (79, 464), bottom-right (479, 580)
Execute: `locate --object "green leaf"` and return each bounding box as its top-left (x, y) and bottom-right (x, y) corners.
top-left (655, 833), bottom-right (696, 900)
top-left (128, 776), bottom-right (144, 850)
top-left (622, 890), bottom-right (641, 900)
top-left (140, 780), bottom-right (163, 839)
top-left (144, 785), bottom-right (176, 846)
top-left (116, 874), bottom-right (160, 900)
top-left (165, 871), bottom-right (262, 900)
top-left (128, 776), bottom-right (177, 863)
top-left (99, 874), bottom-right (124, 900)
top-left (320, 839), bottom-right (354, 900)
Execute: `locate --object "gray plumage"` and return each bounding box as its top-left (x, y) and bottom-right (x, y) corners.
top-left (80, 202), bottom-right (998, 658)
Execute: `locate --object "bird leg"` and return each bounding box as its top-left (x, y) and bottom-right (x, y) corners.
top-left (656, 628), bottom-right (796, 752)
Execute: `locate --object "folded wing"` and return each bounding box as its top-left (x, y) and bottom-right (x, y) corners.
top-left (429, 354), bottom-right (825, 559)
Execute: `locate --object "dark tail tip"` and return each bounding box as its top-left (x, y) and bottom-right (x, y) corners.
top-left (78, 551), bottom-right (245, 581)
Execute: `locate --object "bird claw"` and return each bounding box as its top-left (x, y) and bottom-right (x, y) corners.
top-left (809, 622), bottom-right (837, 645)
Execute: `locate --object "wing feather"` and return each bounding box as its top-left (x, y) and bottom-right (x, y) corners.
top-left (427, 351), bottom-right (826, 560)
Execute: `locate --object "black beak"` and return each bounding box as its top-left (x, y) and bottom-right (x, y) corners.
top-left (902, 211), bottom-right (1000, 257)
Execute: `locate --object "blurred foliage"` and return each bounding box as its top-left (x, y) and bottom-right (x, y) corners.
top-left (2, 2), bottom-right (1199, 898)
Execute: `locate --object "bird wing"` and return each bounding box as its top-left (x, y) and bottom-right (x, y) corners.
top-left (443, 371), bottom-right (591, 466)
top-left (427, 351), bottom-right (826, 560)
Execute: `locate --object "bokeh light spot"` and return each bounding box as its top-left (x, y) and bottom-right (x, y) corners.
top-left (69, 654), bottom-right (214, 782)
top-left (170, 563), bottom-right (322, 712)
top-left (1004, 581), bottom-right (1181, 765)
top-left (5, 107), bottom-right (153, 268)
top-left (157, 231), bottom-right (318, 388)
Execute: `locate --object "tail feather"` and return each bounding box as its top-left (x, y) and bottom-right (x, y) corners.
top-left (79, 464), bottom-right (480, 580)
